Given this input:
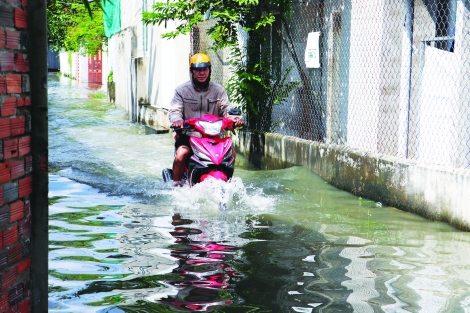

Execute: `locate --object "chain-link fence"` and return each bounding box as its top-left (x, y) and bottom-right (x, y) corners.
top-left (192, 0), bottom-right (470, 169)
top-left (189, 20), bottom-right (232, 89)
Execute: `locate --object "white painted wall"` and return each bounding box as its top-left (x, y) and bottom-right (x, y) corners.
top-left (346, 1), bottom-right (383, 152)
top-left (58, 52), bottom-right (85, 80)
top-left (58, 52), bottom-right (70, 77)
top-left (106, 0), bottom-right (189, 124)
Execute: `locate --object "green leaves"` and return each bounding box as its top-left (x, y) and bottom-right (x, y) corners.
top-left (255, 13), bottom-right (276, 29)
top-left (142, 0), bottom-right (265, 50)
top-left (48, 0), bottom-right (107, 54)
top-left (141, 0), bottom-right (290, 53)
top-left (226, 44), bottom-right (300, 129)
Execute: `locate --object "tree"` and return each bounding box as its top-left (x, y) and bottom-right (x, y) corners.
top-left (142, 0), bottom-right (301, 132)
top-left (47, 0), bottom-right (107, 54)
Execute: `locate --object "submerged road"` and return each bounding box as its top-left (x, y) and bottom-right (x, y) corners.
top-left (48, 75), bottom-right (470, 313)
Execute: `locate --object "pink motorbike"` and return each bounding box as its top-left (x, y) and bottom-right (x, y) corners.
top-left (162, 109), bottom-right (242, 187)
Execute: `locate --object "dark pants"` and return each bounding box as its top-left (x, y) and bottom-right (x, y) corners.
top-left (175, 134), bottom-right (191, 149)
top-left (175, 134), bottom-right (193, 168)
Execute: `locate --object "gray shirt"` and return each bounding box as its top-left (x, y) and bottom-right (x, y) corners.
top-left (168, 81), bottom-right (233, 124)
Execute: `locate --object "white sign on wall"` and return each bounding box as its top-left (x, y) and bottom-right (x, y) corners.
top-left (305, 32), bottom-right (321, 68)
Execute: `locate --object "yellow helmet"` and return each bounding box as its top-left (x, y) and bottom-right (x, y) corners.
top-left (189, 53), bottom-right (211, 69)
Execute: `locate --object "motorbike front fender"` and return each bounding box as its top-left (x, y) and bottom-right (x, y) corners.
top-left (200, 170), bottom-right (228, 182)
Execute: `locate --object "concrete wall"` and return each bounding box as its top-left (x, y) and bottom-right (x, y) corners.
top-left (266, 0), bottom-right (470, 170)
top-left (232, 130), bottom-right (470, 231)
top-left (58, 52), bottom-right (87, 82)
top-left (409, 0), bottom-right (470, 168)
top-left (107, 0), bottom-right (189, 129)
top-left (58, 51), bottom-right (70, 77)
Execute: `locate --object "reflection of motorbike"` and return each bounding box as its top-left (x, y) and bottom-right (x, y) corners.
top-left (158, 214), bottom-right (242, 312)
top-left (162, 109), bottom-right (242, 187)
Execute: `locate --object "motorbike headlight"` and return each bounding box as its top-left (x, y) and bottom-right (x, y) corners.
top-left (199, 120), bottom-right (223, 136)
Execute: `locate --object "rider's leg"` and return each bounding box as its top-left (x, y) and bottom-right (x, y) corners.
top-left (172, 145), bottom-right (191, 184)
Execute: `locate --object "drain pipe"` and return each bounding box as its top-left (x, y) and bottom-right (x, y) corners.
top-left (403, 0), bottom-right (414, 158)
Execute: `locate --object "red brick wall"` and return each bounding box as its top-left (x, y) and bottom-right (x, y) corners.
top-left (0, 0), bottom-right (32, 312)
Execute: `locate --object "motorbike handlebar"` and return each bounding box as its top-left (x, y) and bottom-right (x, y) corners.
top-left (171, 125), bottom-right (240, 134)
top-left (171, 116), bottom-right (243, 135)
top-left (170, 125), bottom-right (193, 135)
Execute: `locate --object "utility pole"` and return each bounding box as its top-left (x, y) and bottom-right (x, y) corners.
top-left (27, 0), bottom-right (49, 312)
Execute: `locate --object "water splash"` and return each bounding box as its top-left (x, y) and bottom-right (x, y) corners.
top-left (160, 176), bottom-right (276, 212)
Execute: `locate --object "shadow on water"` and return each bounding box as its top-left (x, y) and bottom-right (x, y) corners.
top-left (48, 75), bottom-right (470, 313)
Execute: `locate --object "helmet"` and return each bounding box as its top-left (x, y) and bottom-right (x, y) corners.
top-left (189, 53), bottom-right (211, 69)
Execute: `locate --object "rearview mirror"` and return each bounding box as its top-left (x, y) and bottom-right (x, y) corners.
top-left (228, 108), bottom-right (242, 116)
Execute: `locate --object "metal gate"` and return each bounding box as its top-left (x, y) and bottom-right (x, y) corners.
top-left (88, 51), bottom-right (102, 86)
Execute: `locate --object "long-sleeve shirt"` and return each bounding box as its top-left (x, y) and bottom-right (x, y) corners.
top-left (168, 81), bottom-right (233, 124)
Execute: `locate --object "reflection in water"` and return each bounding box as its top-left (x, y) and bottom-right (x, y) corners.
top-left (48, 174), bottom-right (470, 313)
top-left (339, 236), bottom-right (377, 313)
top-left (157, 213), bottom-right (242, 311)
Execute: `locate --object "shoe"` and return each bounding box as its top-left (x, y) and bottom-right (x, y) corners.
top-left (172, 181), bottom-right (184, 187)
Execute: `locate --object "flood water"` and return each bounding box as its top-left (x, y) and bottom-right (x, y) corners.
top-left (48, 75), bottom-right (470, 313)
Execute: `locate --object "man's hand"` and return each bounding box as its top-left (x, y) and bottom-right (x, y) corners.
top-left (171, 120), bottom-right (184, 129)
top-left (234, 117), bottom-right (244, 128)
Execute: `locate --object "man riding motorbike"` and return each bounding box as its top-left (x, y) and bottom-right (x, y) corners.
top-left (169, 53), bottom-right (244, 186)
